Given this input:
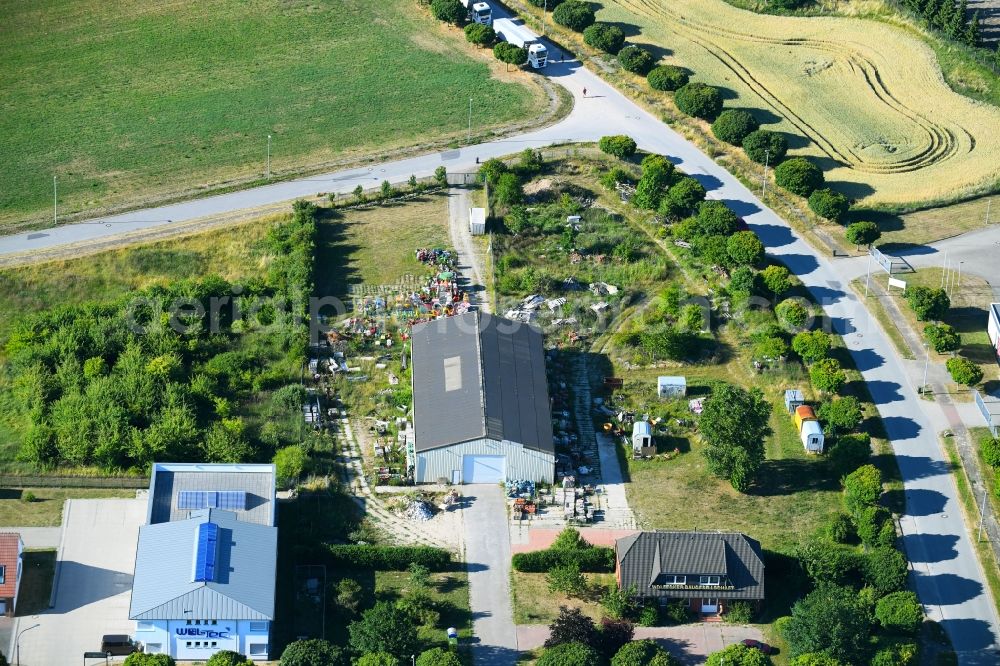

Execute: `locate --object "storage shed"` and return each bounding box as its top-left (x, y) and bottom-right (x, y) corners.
top-left (784, 389), bottom-right (804, 414)
top-left (800, 420), bottom-right (825, 453)
top-left (793, 405), bottom-right (817, 432)
top-left (469, 208), bottom-right (486, 236)
top-left (409, 312), bottom-right (555, 484)
top-left (658, 376), bottom-right (687, 398)
top-left (632, 420), bottom-right (653, 455)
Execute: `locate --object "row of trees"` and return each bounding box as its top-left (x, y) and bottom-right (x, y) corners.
top-left (903, 0), bottom-right (985, 48)
top-left (8, 201), bottom-right (319, 473)
top-left (903, 285), bottom-right (984, 386)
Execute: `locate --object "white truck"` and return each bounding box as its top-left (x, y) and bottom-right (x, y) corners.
top-left (493, 17), bottom-right (548, 69)
top-left (461, 0), bottom-right (493, 25)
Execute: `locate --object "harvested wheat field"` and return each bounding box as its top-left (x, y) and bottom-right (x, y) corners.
top-left (601, 0), bottom-right (1000, 207)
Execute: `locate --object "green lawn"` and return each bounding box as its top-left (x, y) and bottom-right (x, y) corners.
top-left (0, 0), bottom-right (544, 230)
top-left (15, 550), bottom-right (56, 616)
top-left (0, 488), bottom-right (136, 526)
top-left (511, 571), bottom-right (615, 624)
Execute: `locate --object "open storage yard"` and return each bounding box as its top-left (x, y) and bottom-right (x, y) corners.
top-left (0, 0), bottom-right (546, 231)
top-left (596, 0), bottom-right (1000, 207)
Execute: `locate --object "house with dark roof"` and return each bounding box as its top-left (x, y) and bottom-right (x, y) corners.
top-left (615, 531), bottom-right (765, 618)
top-left (0, 533), bottom-right (24, 617)
top-left (408, 311), bottom-right (555, 484)
top-left (129, 463), bottom-right (277, 661)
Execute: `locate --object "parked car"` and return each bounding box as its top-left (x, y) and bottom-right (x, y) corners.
top-left (101, 635), bottom-right (137, 656)
top-left (741, 639), bottom-right (773, 654)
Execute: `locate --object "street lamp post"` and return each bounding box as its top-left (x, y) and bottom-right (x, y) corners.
top-left (53, 176), bottom-right (58, 225)
top-left (921, 343), bottom-right (929, 394)
top-left (864, 250), bottom-right (872, 298)
top-left (16, 622), bottom-right (40, 666)
top-left (956, 261), bottom-right (964, 295)
top-left (267, 134), bottom-right (272, 180)
top-left (761, 149), bottom-right (770, 198)
top-left (979, 484), bottom-right (988, 541)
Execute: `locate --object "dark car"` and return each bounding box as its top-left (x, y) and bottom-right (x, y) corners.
top-left (100, 635), bottom-right (137, 656)
top-left (741, 639), bottom-right (773, 654)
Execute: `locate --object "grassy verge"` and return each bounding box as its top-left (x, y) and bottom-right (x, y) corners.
top-left (864, 195), bottom-right (997, 248)
top-left (510, 571), bottom-right (614, 624)
top-left (941, 432), bottom-right (1000, 620)
top-left (0, 488), bottom-right (136, 527)
top-left (849, 278), bottom-right (917, 360)
top-left (1, 0), bottom-right (547, 230)
top-left (15, 550), bottom-right (56, 616)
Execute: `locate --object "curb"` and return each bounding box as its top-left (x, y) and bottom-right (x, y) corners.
top-left (48, 499), bottom-right (71, 609)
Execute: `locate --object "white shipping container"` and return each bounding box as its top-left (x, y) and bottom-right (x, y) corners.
top-left (989, 303), bottom-right (1000, 362)
top-left (800, 419), bottom-right (824, 454)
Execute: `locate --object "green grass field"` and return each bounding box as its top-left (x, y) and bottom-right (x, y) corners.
top-left (0, 488), bottom-right (136, 526)
top-left (0, 0), bottom-right (544, 230)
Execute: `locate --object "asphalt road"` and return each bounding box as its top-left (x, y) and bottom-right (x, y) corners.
top-left (2, 13), bottom-right (998, 662)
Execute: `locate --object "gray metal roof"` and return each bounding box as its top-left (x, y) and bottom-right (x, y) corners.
top-left (149, 464), bottom-right (275, 526)
top-left (411, 312), bottom-right (554, 454)
top-left (129, 509), bottom-right (277, 621)
top-left (616, 531), bottom-right (765, 600)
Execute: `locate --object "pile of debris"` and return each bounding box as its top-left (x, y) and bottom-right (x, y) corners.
top-left (505, 479), bottom-right (536, 499)
top-left (402, 498), bottom-right (435, 522)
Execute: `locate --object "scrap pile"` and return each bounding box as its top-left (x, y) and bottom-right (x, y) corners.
top-left (415, 248), bottom-right (454, 267)
top-left (505, 479), bottom-right (536, 498)
top-left (402, 498), bottom-right (435, 522)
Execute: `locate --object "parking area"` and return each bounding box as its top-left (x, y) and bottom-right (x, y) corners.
top-left (11, 498), bottom-right (146, 665)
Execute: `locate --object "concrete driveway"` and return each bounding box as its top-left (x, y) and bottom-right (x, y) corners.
top-left (11, 498), bottom-right (145, 666)
top-left (516, 624), bottom-right (764, 664)
top-left (463, 485), bottom-right (518, 666)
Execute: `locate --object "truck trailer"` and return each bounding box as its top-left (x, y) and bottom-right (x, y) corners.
top-left (461, 0), bottom-right (492, 25)
top-left (493, 18), bottom-right (548, 69)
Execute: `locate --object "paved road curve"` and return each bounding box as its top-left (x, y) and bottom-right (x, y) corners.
top-left (3, 13), bottom-right (999, 662)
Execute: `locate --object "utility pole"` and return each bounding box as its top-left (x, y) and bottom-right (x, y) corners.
top-left (956, 261), bottom-right (964, 297)
top-left (53, 176), bottom-right (58, 225)
top-left (865, 250), bottom-right (872, 298)
top-left (468, 97), bottom-right (473, 144)
top-left (979, 486), bottom-right (988, 541)
top-left (543, 0), bottom-right (547, 35)
top-left (921, 343), bottom-right (929, 394)
top-left (266, 134), bottom-right (272, 180)
top-left (761, 149), bottom-right (769, 198)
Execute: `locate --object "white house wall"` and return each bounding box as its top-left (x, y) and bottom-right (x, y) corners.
top-left (416, 438), bottom-right (554, 483)
top-left (135, 619), bottom-right (270, 661)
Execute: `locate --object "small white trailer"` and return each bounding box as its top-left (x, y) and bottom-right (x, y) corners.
top-left (469, 207), bottom-right (486, 235)
top-left (493, 18), bottom-right (548, 69)
top-left (461, 0), bottom-right (493, 25)
top-left (988, 303), bottom-right (1000, 364)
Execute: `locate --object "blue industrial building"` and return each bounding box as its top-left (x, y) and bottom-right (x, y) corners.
top-left (129, 463), bottom-right (277, 661)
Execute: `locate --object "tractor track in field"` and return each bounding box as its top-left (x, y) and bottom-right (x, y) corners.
top-left (618, 0), bottom-right (971, 175)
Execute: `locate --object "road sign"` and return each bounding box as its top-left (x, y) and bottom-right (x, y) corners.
top-left (870, 247), bottom-right (893, 274)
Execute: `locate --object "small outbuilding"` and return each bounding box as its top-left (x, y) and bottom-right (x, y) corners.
top-left (469, 208), bottom-right (486, 236)
top-left (632, 421), bottom-right (654, 456)
top-left (658, 376), bottom-right (687, 399)
top-left (784, 389), bottom-right (804, 414)
top-left (800, 420), bottom-right (825, 453)
top-left (988, 303), bottom-right (1000, 364)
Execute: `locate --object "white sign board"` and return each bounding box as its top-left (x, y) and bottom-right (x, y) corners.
top-left (888, 277), bottom-right (907, 291)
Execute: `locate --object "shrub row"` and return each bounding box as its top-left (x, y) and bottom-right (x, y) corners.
top-left (326, 544), bottom-right (453, 571)
top-left (512, 546), bottom-right (615, 572)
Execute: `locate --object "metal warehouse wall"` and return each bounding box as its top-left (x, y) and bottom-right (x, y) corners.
top-left (416, 438), bottom-right (555, 484)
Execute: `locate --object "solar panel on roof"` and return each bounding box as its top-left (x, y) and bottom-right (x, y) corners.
top-left (193, 522), bottom-right (219, 582)
top-left (178, 490), bottom-right (248, 511)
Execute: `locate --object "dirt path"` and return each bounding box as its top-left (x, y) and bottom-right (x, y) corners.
top-left (447, 187), bottom-right (491, 313)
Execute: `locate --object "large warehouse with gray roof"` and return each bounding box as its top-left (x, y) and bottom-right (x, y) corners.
top-left (408, 312), bottom-right (555, 484)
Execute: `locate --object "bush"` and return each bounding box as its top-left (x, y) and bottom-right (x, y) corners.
top-left (638, 603), bottom-right (660, 627)
top-left (875, 591), bottom-right (923, 634)
top-left (870, 643), bottom-right (918, 666)
top-left (206, 652), bottom-right (251, 666)
top-left (843, 464), bottom-right (883, 514)
top-left (810, 358), bottom-right (846, 393)
top-left (583, 23), bottom-right (626, 54)
top-left (674, 82), bottom-right (723, 120)
top-left (600, 166), bottom-right (635, 191)
top-left (546, 606), bottom-right (598, 649)
top-left (664, 177), bottom-right (706, 214)
top-left (547, 561), bottom-right (587, 596)
top-left (827, 433), bottom-right (872, 476)
top-left (357, 655), bottom-right (399, 666)
top-left (494, 172), bottom-right (523, 207)
top-left (947, 357), bottom-right (983, 386)
top-left (415, 648), bottom-right (462, 666)
top-left (742, 129), bottom-right (788, 164)
top-left (494, 42), bottom-right (527, 68)
top-left (774, 157), bottom-right (824, 197)
top-left (776, 298), bottom-right (809, 328)
top-left (537, 642), bottom-right (601, 666)
top-left (855, 505), bottom-right (895, 548)
top-left (464, 23), bottom-right (496, 47)
top-left (792, 330), bottom-right (831, 363)
top-left (905, 286), bottom-right (950, 321)
top-left (431, 0), bottom-right (466, 25)
top-left (807, 188), bottom-right (849, 221)
top-left (598, 618), bottom-right (635, 660)
top-left (553, 0), bottom-right (595, 31)
top-left (711, 109), bottom-right (760, 145)
top-left (512, 546), bottom-right (615, 572)
top-left (845, 221), bottom-right (880, 248)
top-left (924, 323), bottom-right (960, 353)
top-left (727, 231), bottom-right (765, 267)
top-left (696, 200), bottom-right (740, 236)
top-left (599, 135), bottom-right (638, 159)
top-left (124, 655), bottom-right (175, 666)
top-left (618, 45), bottom-right (655, 74)
top-left (826, 512), bottom-right (854, 543)
top-left (21, 490), bottom-right (36, 503)
top-left (663, 598), bottom-right (695, 625)
top-left (348, 602), bottom-right (420, 658)
top-left (325, 544), bottom-right (452, 570)
top-left (817, 396), bottom-right (863, 436)
top-left (478, 157), bottom-right (508, 185)
top-left (726, 601), bottom-right (755, 624)
top-left (280, 639), bottom-right (348, 666)
top-left (647, 65), bottom-right (689, 91)
top-left (863, 546), bottom-right (908, 595)
top-left (273, 445), bottom-right (307, 488)
top-left (982, 436), bottom-right (1000, 467)
top-left (612, 639), bottom-right (679, 666)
